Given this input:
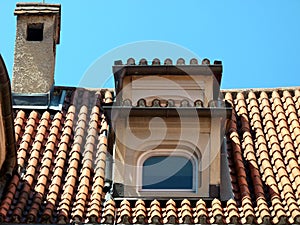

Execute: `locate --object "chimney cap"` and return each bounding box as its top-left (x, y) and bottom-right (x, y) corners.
top-left (14, 3), bottom-right (61, 44)
top-left (15, 2), bottom-right (61, 15)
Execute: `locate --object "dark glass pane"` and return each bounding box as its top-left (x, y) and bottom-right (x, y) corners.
top-left (142, 156), bottom-right (193, 189)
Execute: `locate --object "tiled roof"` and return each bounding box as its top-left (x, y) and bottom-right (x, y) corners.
top-left (1, 87), bottom-right (300, 224)
top-left (113, 58), bottom-right (223, 96)
top-left (116, 57), bottom-right (221, 65)
top-left (121, 98), bottom-right (225, 108)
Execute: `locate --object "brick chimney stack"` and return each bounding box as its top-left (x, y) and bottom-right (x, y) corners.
top-left (12, 3), bottom-right (61, 94)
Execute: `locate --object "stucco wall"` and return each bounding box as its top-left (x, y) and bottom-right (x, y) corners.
top-left (12, 15), bottom-right (56, 93)
top-left (122, 75), bottom-right (214, 107)
top-left (113, 116), bottom-right (222, 198)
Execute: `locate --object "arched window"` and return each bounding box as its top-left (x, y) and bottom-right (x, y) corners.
top-left (142, 156), bottom-right (193, 190)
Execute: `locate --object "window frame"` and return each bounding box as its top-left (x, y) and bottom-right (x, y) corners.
top-left (136, 149), bottom-right (198, 193)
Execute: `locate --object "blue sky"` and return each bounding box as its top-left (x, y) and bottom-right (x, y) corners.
top-left (1, 1), bottom-right (300, 89)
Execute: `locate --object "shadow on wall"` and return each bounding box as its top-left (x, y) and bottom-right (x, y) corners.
top-left (0, 55), bottom-right (16, 198)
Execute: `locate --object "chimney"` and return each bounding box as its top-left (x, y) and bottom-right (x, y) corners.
top-left (12, 3), bottom-right (61, 96)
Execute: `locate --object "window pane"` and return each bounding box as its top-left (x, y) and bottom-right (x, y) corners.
top-left (142, 156), bottom-right (193, 189)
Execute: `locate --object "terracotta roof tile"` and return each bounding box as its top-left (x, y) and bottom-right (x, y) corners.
top-left (2, 87), bottom-right (300, 223)
top-left (9, 112), bottom-right (51, 222)
top-left (163, 199), bottom-right (177, 224)
top-left (194, 199), bottom-right (207, 223)
top-left (0, 174), bottom-right (20, 222)
top-left (42, 106), bottom-right (75, 222)
top-left (102, 199), bottom-right (116, 224)
top-left (86, 125), bottom-right (108, 222)
top-left (179, 199), bottom-right (192, 223)
top-left (71, 106), bottom-right (101, 222)
top-left (117, 199), bottom-right (131, 224)
top-left (14, 110), bottom-right (25, 143)
top-left (132, 199), bottom-right (146, 223)
top-left (258, 92), bottom-right (300, 223)
top-left (104, 90), bottom-right (113, 104)
top-left (210, 198), bottom-right (224, 224)
top-left (17, 111), bottom-right (38, 171)
top-left (148, 199), bottom-right (162, 224)
top-left (225, 199), bottom-right (239, 224)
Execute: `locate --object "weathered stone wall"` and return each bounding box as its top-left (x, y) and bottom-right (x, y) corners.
top-left (12, 15), bottom-right (56, 93)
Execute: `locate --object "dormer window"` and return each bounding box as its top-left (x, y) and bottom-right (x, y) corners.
top-left (138, 150), bottom-right (198, 192)
top-left (142, 156), bottom-right (194, 190)
top-left (27, 23), bottom-right (44, 41)
top-left (108, 57), bottom-right (232, 199)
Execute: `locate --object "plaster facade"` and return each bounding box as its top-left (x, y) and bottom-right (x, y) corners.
top-left (113, 115), bottom-right (223, 198)
top-left (122, 75), bottom-right (214, 107)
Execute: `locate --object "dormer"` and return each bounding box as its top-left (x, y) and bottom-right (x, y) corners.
top-left (108, 57), bottom-right (232, 200)
top-left (113, 57), bottom-right (223, 107)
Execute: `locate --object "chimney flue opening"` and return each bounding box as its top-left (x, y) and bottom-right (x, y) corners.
top-left (27, 23), bottom-right (44, 41)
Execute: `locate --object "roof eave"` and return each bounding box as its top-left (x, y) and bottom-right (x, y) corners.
top-left (113, 65), bottom-right (223, 95)
top-left (103, 106), bottom-right (232, 120)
